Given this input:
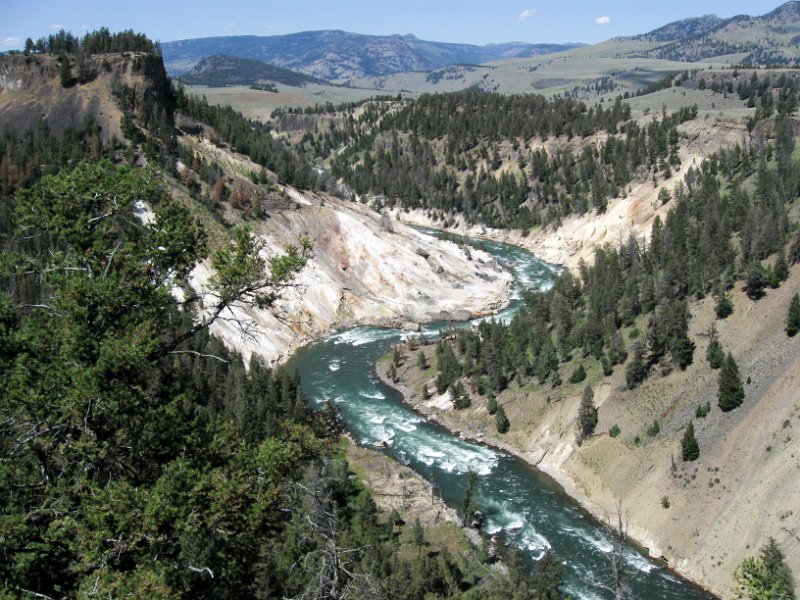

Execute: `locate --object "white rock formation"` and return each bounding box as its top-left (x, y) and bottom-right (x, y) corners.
top-left (191, 189), bottom-right (512, 364)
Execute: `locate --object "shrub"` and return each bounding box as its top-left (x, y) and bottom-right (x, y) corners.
top-left (569, 363), bottom-right (586, 384)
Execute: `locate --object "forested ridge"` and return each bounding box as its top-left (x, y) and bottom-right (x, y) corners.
top-left (272, 70), bottom-right (800, 234)
top-left (279, 88), bottom-right (697, 228)
top-left (428, 97), bottom-right (799, 408)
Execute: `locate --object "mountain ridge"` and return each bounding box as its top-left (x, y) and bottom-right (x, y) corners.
top-left (178, 54), bottom-right (327, 87)
top-left (161, 30), bottom-right (583, 82)
top-left (628, 0), bottom-right (800, 64)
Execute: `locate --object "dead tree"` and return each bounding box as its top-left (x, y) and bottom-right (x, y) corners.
top-left (596, 499), bottom-right (633, 600)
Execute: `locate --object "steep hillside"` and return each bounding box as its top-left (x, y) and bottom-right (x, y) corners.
top-left (177, 139), bottom-right (513, 365)
top-left (178, 54), bottom-right (326, 87)
top-left (635, 1), bottom-right (800, 64)
top-left (0, 52), bottom-right (171, 142)
top-left (161, 31), bottom-right (583, 82)
top-left (385, 260), bottom-right (800, 598)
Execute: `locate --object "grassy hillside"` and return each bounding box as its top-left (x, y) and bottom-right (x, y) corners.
top-left (183, 83), bottom-right (385, 120)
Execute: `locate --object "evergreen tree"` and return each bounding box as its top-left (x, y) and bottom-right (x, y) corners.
top-left (718, 353), bottom-right (745, 412)
top-left (746, 261), bottom-right (768, 300)
top-left (706, 324), bottom-right (725, 369)
top-left (59, 55), bottom-right (72, 87)
top-left (735, 538), bottom-right (796, 600)
top-left (486, 394), bottom-right (498, 415)
top-left (461, 469), bottom-right (478, 527)
top-left (417, 349), bottom-right (429, 370)
top-left (681, 420), bottom-right (700, 461)
top-left (625, 342), bottom-right (648, 389)
top-left (577, 385), bottom-right (598, 440)
top-left (569, 363), bottom-right (587, 384)
top-left (787, 293), bottom-right (800, 337)
top-left (774, 249), bottom-right (790, 284)
top-left (715, 287), bottom-right (734, 319)
top-left (495, 405), bottom-right (510, 434)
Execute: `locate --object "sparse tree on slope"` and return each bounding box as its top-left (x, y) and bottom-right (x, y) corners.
top-left (625, 342), bottom-right (648, 389)
top-left (746, 261), bottom-right (768, 300)
top-left (718, 352), bottom-right (745, 412)
top-left (715, 286), bottom-right (734, 319)
top-left (495, 404), bottom-right (510, 434)
top-left (577, 385), bottom-right (598, 440)
top-left (787, 293), bottom-right (800, 337)
top-left (706, 324), bottom-right (725, 369)
top-left (681, 420), bottom-right (699, 462)
top-left (735, 538), bottom-right (796, 600)
top-left (417, 349), bottom-right (429, 369)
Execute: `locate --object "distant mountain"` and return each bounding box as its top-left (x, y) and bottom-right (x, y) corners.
top-left (178, 54), bottom-right (326, 87)
top-left (629, 1), bottom-right (800, 64)
top-left (633, 14), bottom-right (725, 42)
top-left (161, 31), bottom-right (584, 82)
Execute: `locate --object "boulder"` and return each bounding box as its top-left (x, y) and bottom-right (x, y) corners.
top-left (174, 111), bottom-right (204, 135)
top-left (450, 309), bottom-right (472, 322)
top-left (470, 510), bottom-right (484, 530)
top-left (402, 321), bottom-right (421, 332)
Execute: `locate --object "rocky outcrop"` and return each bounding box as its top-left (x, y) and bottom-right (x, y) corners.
top-left (191, 190), bottom-right (513, 365)
top-left (0, 52), bottom-right (171, 141)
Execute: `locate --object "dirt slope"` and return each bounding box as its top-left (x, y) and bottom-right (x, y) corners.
top-left (187, 188), bottom-right (512, 365)
top-left (0, 53), bottom-right (171, 142)
top-left (386, 263), bottom-right (800, 598)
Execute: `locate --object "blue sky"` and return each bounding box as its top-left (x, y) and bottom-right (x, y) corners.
top-left (1, 0), bottom-right (788, 49)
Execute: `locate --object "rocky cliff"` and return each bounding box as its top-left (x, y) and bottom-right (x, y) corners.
top-left (0, 52), bottom-right (172, 141)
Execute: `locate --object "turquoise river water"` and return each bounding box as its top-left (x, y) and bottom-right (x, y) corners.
top-left (287, 230), bottom-right (715, 600)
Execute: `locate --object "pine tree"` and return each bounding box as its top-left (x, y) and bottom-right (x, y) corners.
top-left (417, 349), bottom-right (429, 370)
top-left (735, 538), bottom-right (796, 600)
top-left (59, 55), bottom-right (72, 88)
top-left (706, 324), bottom-right (725, 369)
top-left (681, 420), bottom-right (700, 461)
top-left (787, 293), bottom-right (800, 337)
top-left (774, 249), bottom-right (790, 284)
top-left (495, 405), bottom-right (510, 434)
top-left (577, 385), bottom-right (598, 439)
top-left (625, 342), bottom-right (648, 389)
top-left (715, 287), bottom-right (734, 319)
top-left (746, 261), bottom-right (768, 300)
top-left (461, 470), bottom-right (478, 527)
top-left (718, 353), bottom-right (745, 412)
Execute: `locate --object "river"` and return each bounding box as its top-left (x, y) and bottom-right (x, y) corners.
top-left (287, 230), bottom-right (715, 600)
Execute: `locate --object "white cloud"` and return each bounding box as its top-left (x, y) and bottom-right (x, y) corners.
top-left (50, 24), bottom-right (65, 30)
top-left (228, 21), bottom-right (237, 28)
top-left (517, 9), bottom-right (536, 22)
top-left (2, 36), bottom-right (21, 47)
top-left (595, 15), bottom-right (611, 24)
top-left (80, 24), bottom-right (90, 30)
